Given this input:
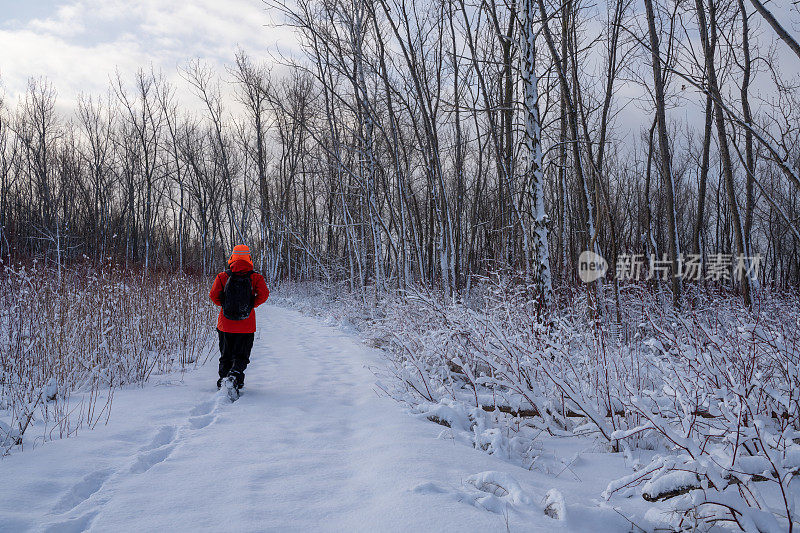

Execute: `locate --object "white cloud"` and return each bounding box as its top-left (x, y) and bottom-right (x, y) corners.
top-left (0, 0), bottom-right (300, 113)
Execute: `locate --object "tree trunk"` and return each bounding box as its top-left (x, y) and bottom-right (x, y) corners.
top-left (643, 0), bottom-right (682, 308)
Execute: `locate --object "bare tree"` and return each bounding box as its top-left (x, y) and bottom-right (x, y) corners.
top-left (643, 0), bottom-right (682, 308)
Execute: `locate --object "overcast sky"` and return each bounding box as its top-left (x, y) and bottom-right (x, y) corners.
top-left (0, 0), bottom-right (299, 111)
top-left (1, 0), bottom-right (798, 138)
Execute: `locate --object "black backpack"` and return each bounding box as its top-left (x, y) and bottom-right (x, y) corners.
top-left (222, 270), bottom-right (255, 320)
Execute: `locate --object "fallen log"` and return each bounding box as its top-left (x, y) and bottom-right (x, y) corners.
top-left (480, 404), bottom-right (540, 418)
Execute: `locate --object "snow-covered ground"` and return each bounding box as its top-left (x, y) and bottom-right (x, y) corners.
top-left (1, 305), bottom-right (643, 532)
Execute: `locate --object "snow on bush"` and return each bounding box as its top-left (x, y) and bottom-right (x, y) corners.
top-left (279, 276), bottom-right (800, 531)
top-left (543, 488), bottom-right (566, 520)
top-left (0, 262), bottom-right (215, 455)
top-left (464, 471), bottom-right (533, 513)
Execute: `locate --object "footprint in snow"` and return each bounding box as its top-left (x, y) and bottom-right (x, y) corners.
top-left (188, 413), bottom-right (216, 430)
top-left (129, 443), bottom-right (177, 474)
top-left (139, 425), bottom-right (177, 452)
top-left (51, 469), bottom-right (114, 514)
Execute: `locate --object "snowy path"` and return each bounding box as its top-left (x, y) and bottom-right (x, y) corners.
top-left (1, 306), bottom-right (633, 532)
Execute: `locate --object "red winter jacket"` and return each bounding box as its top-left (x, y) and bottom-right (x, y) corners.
top-left (209, 259), bottom-right (269, 333)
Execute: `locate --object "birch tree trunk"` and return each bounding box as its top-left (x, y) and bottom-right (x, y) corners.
top-left (522, 0), bottom-right (553, 308)
top-left (536, 0), bottom-right (599, 314)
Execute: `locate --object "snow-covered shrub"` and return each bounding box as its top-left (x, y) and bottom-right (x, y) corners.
top-left (356, 279), bottom-right (800, 531)
top-left (0, 262), bottom-right (215, 454)
top-left (276, 277), bottom-right (800, 529)
top-left (604, 298), bottom-right (800, 531)
top-left (268, 279), bottom-right (378, 330)
top-left (543, 488), bottom-right (566, 520)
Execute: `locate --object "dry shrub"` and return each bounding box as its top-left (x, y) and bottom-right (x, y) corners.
top-left (0, 262), bottom-right (215, 454)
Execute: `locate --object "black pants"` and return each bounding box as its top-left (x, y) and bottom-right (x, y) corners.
top-left (218, 330), bottom-right (255, 385)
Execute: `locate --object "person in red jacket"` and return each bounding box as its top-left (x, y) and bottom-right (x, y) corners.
top-left (209, 245), bottom-right (269, 390)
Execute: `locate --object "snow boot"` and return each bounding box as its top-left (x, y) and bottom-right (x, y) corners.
top-left (221, 376), bottom-right (239, 402)
top-left (228, 370), bottom-right (244, 391)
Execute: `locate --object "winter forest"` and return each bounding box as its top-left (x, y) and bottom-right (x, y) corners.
top-left (2, 0), bottom-right (800, 531)
top-left (0, 0), bottom-right (797, 299)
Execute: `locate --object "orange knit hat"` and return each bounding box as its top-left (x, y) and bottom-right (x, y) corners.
top-left (229, 244), bottom-right (253, 266)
